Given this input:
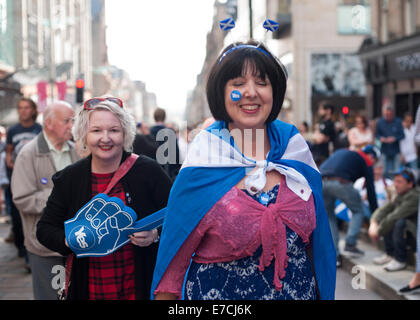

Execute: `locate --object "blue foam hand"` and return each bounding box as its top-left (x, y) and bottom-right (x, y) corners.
top-left (65, 194), bottom-right (165, 258)
top-left (263, 19), bottom-right (279, 32)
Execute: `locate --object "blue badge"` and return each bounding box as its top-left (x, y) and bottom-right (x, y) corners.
top-left (219, 17), bottom-right (235, 31)
top-left (259, 192), bottom-right (270, 206)
top-left (40, 178), bottom-right (48, 185)
top-left (263, 19), bottom-right (279, 32)
top-left (230, 90), bottom-right (242, 102)
top-left (64, 193), bottom-right (165, 258)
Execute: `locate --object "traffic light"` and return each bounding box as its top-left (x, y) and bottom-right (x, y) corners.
top-left (342, 106), bottom-right (349, 118)
top-left (76, 78), bottom-right (85, 103)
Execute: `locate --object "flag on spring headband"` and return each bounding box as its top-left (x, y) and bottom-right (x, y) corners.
top-left (150, 120), bottom-right (336, 300)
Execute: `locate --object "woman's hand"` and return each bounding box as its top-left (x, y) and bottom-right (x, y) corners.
top-left (155, 292), bottom-right (178, 300)
top-left (368, 221), bottom-right (379, 242)
top-left (129, 229), bottom-right (158, 247)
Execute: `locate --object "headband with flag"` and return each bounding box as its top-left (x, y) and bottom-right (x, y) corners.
top-left (150, 120), bottom-right (336, 300)
top-left (217, 18), bottom-right (288, 80)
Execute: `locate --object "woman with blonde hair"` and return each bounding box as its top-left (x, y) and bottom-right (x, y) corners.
top-left (37, 97), bottom-right (172, 300)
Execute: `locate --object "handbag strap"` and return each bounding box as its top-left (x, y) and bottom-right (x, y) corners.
top-left (62, 154), bottom-right (139, 299)
top-left (104, 154), bottom-right (139, 195)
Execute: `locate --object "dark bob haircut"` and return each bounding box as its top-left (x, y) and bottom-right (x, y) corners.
top-left (206, 40), bottom-right (288, 124)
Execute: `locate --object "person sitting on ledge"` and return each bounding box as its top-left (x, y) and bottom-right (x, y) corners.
top-left (369, 168), bottom-right (419, 272)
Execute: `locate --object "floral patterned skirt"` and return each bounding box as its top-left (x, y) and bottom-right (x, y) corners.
top-left (184, 226), bottom-right (317, 300)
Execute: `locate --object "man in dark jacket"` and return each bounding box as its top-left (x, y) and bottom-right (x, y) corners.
top-left (320, 145), bottom-right (379, 266)
top-left (312, 102), bottom-right (336, 167)
top-left (133, 122), bottom-right (159, 160)
top-left (150, 108), bottom-right (181, 181)
top-left (36, 152), bottom-right (172, 300)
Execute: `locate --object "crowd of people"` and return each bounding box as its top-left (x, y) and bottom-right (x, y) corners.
top-left (0, 40), bottom-right (419, 300)
top-left (302, 101), bottom-right (420, 296)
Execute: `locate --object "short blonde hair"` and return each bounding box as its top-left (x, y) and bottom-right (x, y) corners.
top-left (72, 100), bottom-right (136, 154)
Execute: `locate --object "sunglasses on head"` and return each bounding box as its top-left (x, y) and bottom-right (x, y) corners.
top-left (83, 97), bottom-right (124, 110)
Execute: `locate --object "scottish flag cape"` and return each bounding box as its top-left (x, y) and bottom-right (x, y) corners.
top-left (151, 120), bottom-right (336, 300)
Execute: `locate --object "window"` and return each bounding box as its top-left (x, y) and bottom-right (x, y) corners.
top-left (337, 0), bottom-right (371, 35)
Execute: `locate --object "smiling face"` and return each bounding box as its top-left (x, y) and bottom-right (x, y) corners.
top-left (224, 63), bottom-right (273, 131)
top-left (86, 110), bottom-right (124, 166)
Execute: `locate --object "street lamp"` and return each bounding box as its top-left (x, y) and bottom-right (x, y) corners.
top-left (249, 0), bottom-right (253, 38)
top-left (48, 0), bottom-right (56, 100)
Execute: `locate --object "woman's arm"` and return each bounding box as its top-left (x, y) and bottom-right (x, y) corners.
top-left (153, 221), bottom-right (207, 300)
top-left (129, 229), bottom-right (159, 247)
top-left (155, 292), bottom-right (178, 300)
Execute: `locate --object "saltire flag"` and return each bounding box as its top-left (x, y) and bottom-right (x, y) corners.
top-left (151, 120), bottom-right (336, 300)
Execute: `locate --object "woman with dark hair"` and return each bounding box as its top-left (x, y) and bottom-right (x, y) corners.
top-left (152, 41), bottom-right (336, 300)
top-left (348, 114), bottom-right (373, 151)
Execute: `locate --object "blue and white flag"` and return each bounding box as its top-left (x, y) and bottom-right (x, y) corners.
top-left (263, 19), bottom-right (279, 32)
top-left (151, 120), bottom-right (336, 300)
top-left (219, 17), bottom-right (235, 31)
top-left (335, 199), bottom-right (352, 222)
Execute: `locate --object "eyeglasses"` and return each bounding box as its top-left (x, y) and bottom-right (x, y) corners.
top-left (83, 97), bottom-right (124, 110)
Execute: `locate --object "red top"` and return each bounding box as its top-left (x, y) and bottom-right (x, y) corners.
top-left (88, 172), bottom-right (136, 300)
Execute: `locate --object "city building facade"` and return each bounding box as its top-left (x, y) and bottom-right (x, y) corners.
top-left (358, 0), bottom-right (420, 119)
top-left (186, 0), bottom-right (370, 128)
top-left (0, 0), bottom-right (95, 125)
top-left (0, 0), bottom-right (157, 127)
top-left (184, 0), bottom-right (233, 127)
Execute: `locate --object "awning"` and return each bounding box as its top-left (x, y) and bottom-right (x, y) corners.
top-left (358, 33), bottom-right (420, 84)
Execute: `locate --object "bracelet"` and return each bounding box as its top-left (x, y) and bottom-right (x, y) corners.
top-left (153, 229), bottom-right (160, 243)
top-left (153, 234), bottom-right (160, 243)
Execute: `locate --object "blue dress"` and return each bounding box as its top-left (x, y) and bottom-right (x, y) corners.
top-left (184, 184), bottom-right (317, 300)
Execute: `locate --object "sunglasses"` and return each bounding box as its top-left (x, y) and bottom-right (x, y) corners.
top-left (83, 97), bottom-right (124, 110)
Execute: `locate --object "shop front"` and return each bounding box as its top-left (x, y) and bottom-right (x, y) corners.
top-left (359, 33), bottom-right (420, 119)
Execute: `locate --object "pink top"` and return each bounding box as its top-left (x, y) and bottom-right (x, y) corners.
top-left (154, 175), bottom-right (316, 298)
